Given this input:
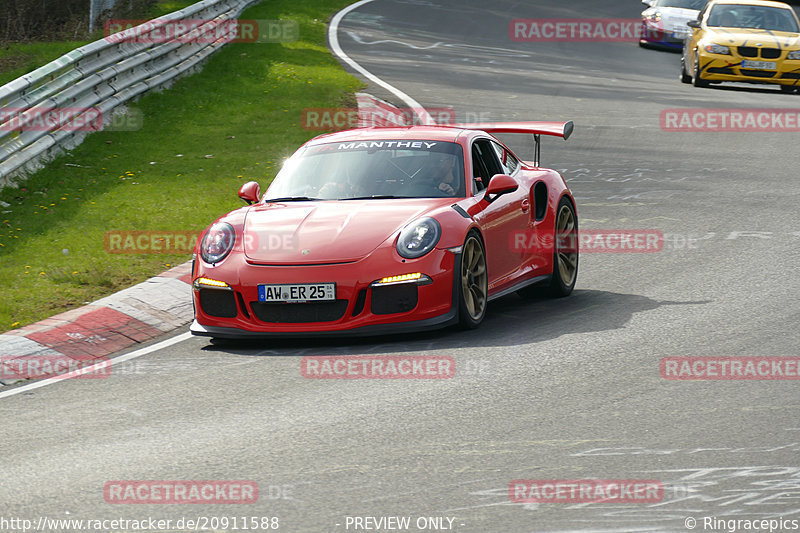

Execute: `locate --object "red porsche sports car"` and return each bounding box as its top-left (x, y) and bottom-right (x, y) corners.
top-left (190, 122), bottom-right (578, 338)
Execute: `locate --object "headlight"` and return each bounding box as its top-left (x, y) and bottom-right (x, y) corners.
top-left (704, 43), bottom-right (731, 55)
top-left (200, 222), bottom-right (235, 264)
top-left (788, 50), bottom-right (800, 60)
top-left (396, 217), bottom-right (441, 259)
top-left (648, 12), bottom-right (662, 23)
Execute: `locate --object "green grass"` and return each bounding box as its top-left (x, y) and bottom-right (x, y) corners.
top-left (0, 0), bottom-right (363, 331)
top-left (0, 2), bottom-right (198, 87)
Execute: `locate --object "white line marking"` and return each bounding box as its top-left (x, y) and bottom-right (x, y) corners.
top-left (345, 31), bottom-right (444, 50)
top-left (0, 331), bottom-right (192, 399)
top-left (328, 0), bottom-right (435, 125)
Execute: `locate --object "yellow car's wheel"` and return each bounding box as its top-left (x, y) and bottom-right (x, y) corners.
top-left (680, 55), bottom-right (692, 84)
top-left (692, 54), bottom-right (710, 88)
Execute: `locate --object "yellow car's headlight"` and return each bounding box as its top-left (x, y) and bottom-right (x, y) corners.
top-left (704, 44), bottom-right (731, 55)
top-left (787, 50), bottom-right (800, 60)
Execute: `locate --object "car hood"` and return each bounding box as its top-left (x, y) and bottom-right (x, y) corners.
top-left (242, 199), bottom-right (450, 264)
top-left (703, 28), bottom-right (800, 47)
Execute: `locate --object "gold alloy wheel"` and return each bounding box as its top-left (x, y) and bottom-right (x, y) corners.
top-left (460, 235), bottom-right (488, 321)
top-left (555, 204), bottom-right (578, 287)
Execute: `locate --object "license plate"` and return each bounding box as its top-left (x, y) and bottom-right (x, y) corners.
top-left (741, 60), bottom-right (777, 70)
top-left (672, 30), bottom-right (689, 39)
top-left (258, 283), bottom-right (336, 302)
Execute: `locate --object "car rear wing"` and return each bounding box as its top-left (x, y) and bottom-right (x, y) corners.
top-left (453, 121), bottom-right (574, 167)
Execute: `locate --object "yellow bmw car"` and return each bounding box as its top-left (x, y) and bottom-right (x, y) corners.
top-left (680, 0), bottom-right (800, 92)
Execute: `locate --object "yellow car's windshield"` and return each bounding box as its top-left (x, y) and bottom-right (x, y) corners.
top-left (707, 4), bottom-right (800, 32)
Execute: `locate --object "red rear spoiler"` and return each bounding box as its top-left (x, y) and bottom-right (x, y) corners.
top-left (452, 121), bottom-right (574, 140)
top-left (449, 121), bottom-right (574, 167)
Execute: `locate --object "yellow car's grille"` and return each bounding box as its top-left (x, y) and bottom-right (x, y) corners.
top-left (738, 46), bottom-right (758, 57)
top-left (737, 46), bottom-right (782, 59)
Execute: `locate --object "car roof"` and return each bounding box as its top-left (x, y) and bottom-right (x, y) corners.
top-left (306, 126), bottom-right (472, 146)
top-left (706, 0), bottom-right (796, 8)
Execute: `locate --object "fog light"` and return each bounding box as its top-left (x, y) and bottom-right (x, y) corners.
top-left (193, 277), bottom-right (231, 290)
top-left (371, 273), bottom-right (431, 286)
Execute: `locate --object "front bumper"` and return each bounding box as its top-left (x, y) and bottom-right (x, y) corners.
top-left (190, 246), bottom-right (460, 337)
top-left (698, 52), bottom-right (800, 86)
top-left (640, 21), bottom-right (687, 49)
top-left (190, 310), bottom-right (457, 339)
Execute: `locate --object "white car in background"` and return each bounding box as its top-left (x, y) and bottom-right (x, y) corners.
top-left (641, 0), bottom-right (707, 49)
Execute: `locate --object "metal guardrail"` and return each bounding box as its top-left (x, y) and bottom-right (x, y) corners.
top-left (0, 0), bottom-right (260, 187)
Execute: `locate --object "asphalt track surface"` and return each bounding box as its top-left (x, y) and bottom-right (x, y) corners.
top-left (2, 1), bottom-right (800, 532)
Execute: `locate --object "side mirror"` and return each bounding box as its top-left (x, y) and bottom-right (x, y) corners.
top-left (238, 181), bottom-right (261, 205)
top-left (642, 0), bottom-right (654, 6)
top-left (687, 20), bottom-right (700, 28)
top-left (484, 174), bottom-right (518, 202)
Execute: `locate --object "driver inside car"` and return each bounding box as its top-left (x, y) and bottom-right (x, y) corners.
top-left (428, 152), bottom-right (459, 195)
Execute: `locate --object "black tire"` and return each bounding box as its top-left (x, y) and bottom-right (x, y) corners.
top-left (680, 55), bottom-right (692, 84)
top-left (692, 54), bottom-right (709, 88)
top-left (780, 85), bottom-right (797, 94)
top-left (518, 197), bottom-right (578, 299)
top-left (456, 232), bottom-right (488, 329)
top-left (547, 197), bottom-right (579, 297)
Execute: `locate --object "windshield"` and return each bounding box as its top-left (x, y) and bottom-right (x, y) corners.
top-left (653, 0), bottom-right (705, 9)
top-left (707, 4), bottom-right (800, 32)
top-left (265, 140), bottom-right (466, 200)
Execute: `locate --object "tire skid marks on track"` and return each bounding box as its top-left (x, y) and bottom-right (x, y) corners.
top-left (562, 163), bottom-right (726, 203)
top-left (562, 165), bottom-right (724, 184)
top-left (454, 442), bottom-right (800, 531)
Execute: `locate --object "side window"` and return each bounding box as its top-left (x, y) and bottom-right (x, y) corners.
top-left (491, 141), bottom-right (519, 175)
top-left (470, 139), bottom-right (504, 195)
top-left (471, 146), bottom-right (488, 194)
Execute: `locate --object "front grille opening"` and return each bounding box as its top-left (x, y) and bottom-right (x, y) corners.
top-left (250, 300), bottom-right (349, 323)
top-left (352, 289), bottom-right (368, 317)
top-left (708, 67), bottom-right (735, 75)
top-left (236, 292), bottom-right (250, 319)
top-left (200, 289), bottom-right (238, 318)
top-left (738, 46), bottom-right (758, 57)
top-left (761, 48), bottom-right (781, 59)
top-left (371, 284), bottom-right (418, 315)
top-left (739, 69), bottom-right (776, 78)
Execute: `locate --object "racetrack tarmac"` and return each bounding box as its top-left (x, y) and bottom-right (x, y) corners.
top-left (1, 1), bottom-right (799, 532)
